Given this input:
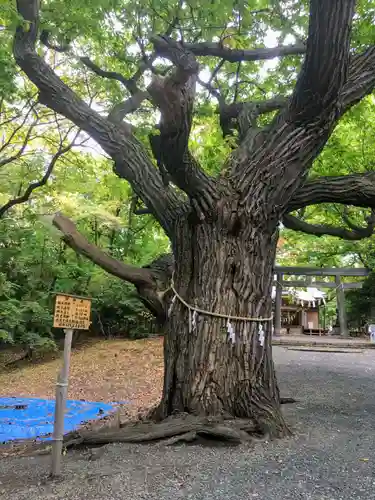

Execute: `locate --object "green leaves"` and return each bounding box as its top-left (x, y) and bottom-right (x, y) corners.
top-left (0, 98), bottom-right (166, 347)
top-left (279, 90), bottom-right (375, 274)
top-left (0, 329), bottom-right (14, 343)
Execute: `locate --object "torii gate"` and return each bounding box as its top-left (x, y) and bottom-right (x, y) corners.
top-left (273, 266), bottom-right (370, 337)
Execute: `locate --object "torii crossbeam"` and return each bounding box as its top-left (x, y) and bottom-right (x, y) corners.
top-left (273, 266), bottom-right (369, 337)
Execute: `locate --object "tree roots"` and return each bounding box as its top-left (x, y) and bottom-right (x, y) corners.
top-left (63, 412), bottom-right (293, 449)
top-left (62, 398), bottom-right (296, 449)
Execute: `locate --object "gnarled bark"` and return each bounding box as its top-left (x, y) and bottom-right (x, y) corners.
top-left (155, 208), bottom-right (290, 438)
top-left (53, 207), bottom-right (290, 439)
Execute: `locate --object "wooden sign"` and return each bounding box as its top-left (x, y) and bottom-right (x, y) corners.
top-left (53, 293), bottom-right (92, 330)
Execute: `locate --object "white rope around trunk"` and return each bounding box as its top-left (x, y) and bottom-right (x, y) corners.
top-left (169, 281), bottom-right (273, 323)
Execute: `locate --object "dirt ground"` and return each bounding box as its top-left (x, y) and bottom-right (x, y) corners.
top-left (0, 337), bottom-right (164, 414)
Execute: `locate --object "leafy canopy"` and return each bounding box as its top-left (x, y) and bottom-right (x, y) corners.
top-left (2, 0), bottom-right (375, 346)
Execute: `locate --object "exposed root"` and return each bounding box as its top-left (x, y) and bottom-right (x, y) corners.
top-left (65, 413), bottom-right (276, 448)
top-left (164, 430), bottom-right (197, 446)
top-left (63, 396), bottom-right (294, 450)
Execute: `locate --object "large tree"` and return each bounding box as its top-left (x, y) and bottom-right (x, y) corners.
top-left (9, 0), bottom-right (375, 440)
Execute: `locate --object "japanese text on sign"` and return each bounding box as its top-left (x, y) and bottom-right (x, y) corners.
top-left (53, 294), bottom-right (92, 330)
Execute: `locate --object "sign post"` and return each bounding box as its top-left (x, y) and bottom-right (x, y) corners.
top-left (369, 324), bottom-right (375, 343)
top-left (51, 293), bottom-right (92, 477)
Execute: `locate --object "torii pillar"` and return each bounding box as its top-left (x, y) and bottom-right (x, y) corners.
top-left (335, 275), bottom-right (349, 337)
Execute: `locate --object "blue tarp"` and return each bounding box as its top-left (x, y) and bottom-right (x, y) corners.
top-left (0, 397), bottom-right (116, 442)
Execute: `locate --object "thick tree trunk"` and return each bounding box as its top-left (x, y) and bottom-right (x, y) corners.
top-left (157, 208), bottom-right (290, 438)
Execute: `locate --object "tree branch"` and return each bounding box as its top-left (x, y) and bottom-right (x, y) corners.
top-left (106, 5), bottom-right (184, 122)
top-left (229, 1), bottom-right (358, 212)
top-left (287, 172), bottom-right (375, 212)
top-left (289, 0), bottom-right (356, 123)
top-left (282, 212), bottom-right (375, 241)
top-left (197, 75), bottom-right (224, 105)
top-left (107, 90), bottom-right (149, 123)
top-left (0, 145), bottom-right (68, 218)
top-left (0, 123), bottom-right (84, 217)
top-left (219, 97), bottom-right (287, 138)
top-left (147, 35), bottom-right (218, 211)
top-left (52, 213), bottom-right (151, 285)
top-left (263, 44), bottom-right (375, 190)
top-left (0, 101), bottom-right (38, 167)
top-left (52, 213), bottom-right (168, 319)
top-left (80, 56), bottom-right (139, 95)
top-left (182, 41), bottom-right (305, 63)
top-left (40, 29), bottom-right (140, 95)
top-left (39, 3), bottom-right (186, 125)
top-left (221, 98), bottom-right (287, 121)
top-left (342, 207), bottom-right (373, 233)
top-left (78, 55), bottom-right (154, 123)
top-left (14, 0), bottom-right (183, 236)
top-left (340, 47), bottom-right (375, 114)
top-left (40, 29), bottom-right (149, 122)
top-left (238, 46), bottom-right (375, 192)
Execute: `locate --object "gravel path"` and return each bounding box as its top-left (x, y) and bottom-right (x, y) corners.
top-left (2, 347), bottom-right (375, 500)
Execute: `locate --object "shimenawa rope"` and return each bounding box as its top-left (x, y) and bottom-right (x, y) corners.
top-left (170, 279), bottom-right (273, 322)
